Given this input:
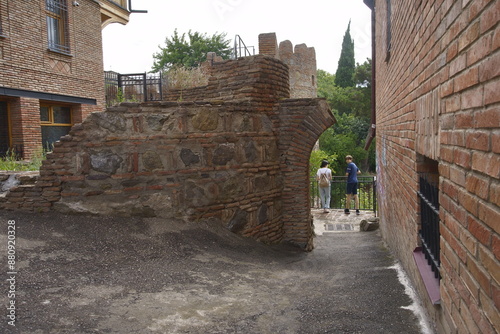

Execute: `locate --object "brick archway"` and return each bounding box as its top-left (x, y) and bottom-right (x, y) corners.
top-left (277, 99), bottom-right (336, 250)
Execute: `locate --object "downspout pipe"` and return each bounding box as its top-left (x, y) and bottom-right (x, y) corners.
top-left (128, 0), bottom-right (148, 13)
top-left (364, 0), bottom-right (376, 150)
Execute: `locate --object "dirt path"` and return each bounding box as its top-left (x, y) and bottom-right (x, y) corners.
top-left (0, 211), bottom-right (423, 333)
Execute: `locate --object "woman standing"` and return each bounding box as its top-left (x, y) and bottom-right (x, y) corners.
top-left (316, 160), bottom-right (332, 213)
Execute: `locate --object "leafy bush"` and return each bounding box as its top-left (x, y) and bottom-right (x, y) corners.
top-left (309, 149), bottom-right (337, 179)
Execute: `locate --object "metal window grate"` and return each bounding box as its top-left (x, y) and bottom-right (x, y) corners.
top-left (46, 0), bottom-right (70, 54)
top-left (417, 174), bottom-right (441, 279)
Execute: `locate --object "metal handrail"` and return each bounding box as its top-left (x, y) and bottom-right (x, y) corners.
top-left (233, 35), bottom-right (255, 58)
top-left (311, 176), bottom-right (377, 212)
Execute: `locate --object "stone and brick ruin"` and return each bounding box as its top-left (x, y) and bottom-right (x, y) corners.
top-left (1, 46), bottom-right (334, 250)
top-left (259, 33), bottom-right (318, 99)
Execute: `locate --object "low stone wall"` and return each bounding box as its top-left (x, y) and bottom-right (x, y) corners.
top-left (52, 101), bottom-right (285, 244)
top-left (0, 55), bottom-right (334, 249)
top-left (0, 171), bottom-right (47, 211)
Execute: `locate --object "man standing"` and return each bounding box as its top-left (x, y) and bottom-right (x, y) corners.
top-left (345, 155), bottom-right (361, 215)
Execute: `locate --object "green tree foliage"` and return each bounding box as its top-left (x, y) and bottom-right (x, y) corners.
top-left (353, 58), bottom-right (372, 120)
top-left (334, 22), bottom-right (355, 88)
top-left (320, 59), bottom-right (371, 118)
top-left (319, 113), bottom-right (370, 175)
top-left (151, 30), bottom-right (232, 72)
top-left (354, 58), bottom-right (372, 88)
top-left (317, 60), bottom-right (375, 174)
top-left (309, 150), bottom-right (337, 180)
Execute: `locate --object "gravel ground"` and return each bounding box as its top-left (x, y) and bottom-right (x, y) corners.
top-left (0, 211), bottom-right (423, 334)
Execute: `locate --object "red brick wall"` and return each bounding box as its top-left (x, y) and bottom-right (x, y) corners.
top-left (258, 33), bottom-right (278, 57)
top-left (0, 0), bottom-right (105, 158)
top-left (9, 98), bottom-right (42, 158)
top-left (374, 0), bottom-right (499, 333)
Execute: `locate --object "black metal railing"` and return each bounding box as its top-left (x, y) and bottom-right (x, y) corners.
top-left (417, 174), bottom-right (441, 279)
top-left (232, 35), bottom-right (255, 59)
top-left (311, 176), bottom-right (377, 212)
top-left (105, 71), bottom-right (163, 107)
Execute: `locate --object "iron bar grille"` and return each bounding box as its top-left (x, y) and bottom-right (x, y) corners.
top-left (46, 0), bottom-right (70, 54)
top-left (417, 174), bottom-right (441, 279)
top-left (105, 71), bottom-right (163, 106)
top-left (311, 176), bottom-right (377, 212)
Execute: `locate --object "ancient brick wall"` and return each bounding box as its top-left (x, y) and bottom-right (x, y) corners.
top-left (0, 0), bottom-right (105, 157)
top-left (258, 33), bottom-right (317, 98)
top-left (373, 0), bottom-right (499, 333)
top-left (0, 55), bottom-right (335, 250)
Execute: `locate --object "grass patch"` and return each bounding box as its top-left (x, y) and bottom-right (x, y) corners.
top-left (0, 148), bottom-right (46, 172)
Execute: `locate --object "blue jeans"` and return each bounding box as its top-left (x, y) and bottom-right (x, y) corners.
top-left (319, 186), bottom-right (331, 209)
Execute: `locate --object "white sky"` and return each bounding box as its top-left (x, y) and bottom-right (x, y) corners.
top-left (102, 0), bottom-right (372, 75)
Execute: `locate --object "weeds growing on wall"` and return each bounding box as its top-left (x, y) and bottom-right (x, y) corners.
top-left (0, 148), bottom-right (46, 171)
top-left (165, 66), bottom-right (210, 90)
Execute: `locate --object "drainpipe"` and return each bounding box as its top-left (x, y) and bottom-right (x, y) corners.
top-left (128, 0), bottom-right (148, 13)
top-left (363, 0), bottom-right (376, 151)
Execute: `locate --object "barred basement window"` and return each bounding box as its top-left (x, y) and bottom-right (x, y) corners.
top-left (0, 101), bottom-right (10, 156)
top-left (46, 0), bottom-right (70, 54)
top-left (385, 0), bottom-right (392, 62)
top-left (413, 156), bottom-right (441, 304)
top-left (418, 173), bottom-right (440, 280)
top-left (0, 6), bottom-right (3, 36)
top-left (40, 104), bottom-right (73, 150)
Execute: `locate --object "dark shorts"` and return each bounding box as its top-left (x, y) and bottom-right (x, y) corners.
top-left (346, 182), bottom-right (358, 195)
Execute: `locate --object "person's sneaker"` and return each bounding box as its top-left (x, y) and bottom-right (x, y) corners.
top-left (323, 209), bottom-right (330, 213)
top-left (356, 209), bottom-right (360, 215)
top-left (344, 209), bottom-right (350, 214)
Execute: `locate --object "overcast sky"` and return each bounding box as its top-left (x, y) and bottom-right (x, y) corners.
top-left (102, 0), bottom-right (372, 75)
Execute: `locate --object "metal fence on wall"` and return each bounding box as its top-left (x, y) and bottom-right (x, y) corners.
top-left (105, 71), bottom-right (163, 107)
top-left (311, 176), bottom-right (377, 212)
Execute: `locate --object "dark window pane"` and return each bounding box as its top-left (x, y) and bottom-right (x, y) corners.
top-left (41, 125), bottom-right (71, 150)
top-left (0, 102), bottom-right (9, 155)
top-left (40, 106), bottom-right (50, 122)
top-left (46, 16), bottom-right (60, 48)
top-left (46, 0), bottom-right (69, 53)
top-left (52, 106), bottom-right (71, 124)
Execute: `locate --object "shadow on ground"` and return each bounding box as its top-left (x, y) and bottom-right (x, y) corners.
top-left (0, 211), bottom-right (422, 334)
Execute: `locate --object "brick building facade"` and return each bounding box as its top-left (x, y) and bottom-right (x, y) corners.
top-left (365, 0), bottom-right (499, 332)
top-left (0, 0), bottom-right (131, 159)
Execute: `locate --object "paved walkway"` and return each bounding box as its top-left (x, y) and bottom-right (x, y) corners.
top-left (311, 208), bottom-right (377, 234)
top-left (0, 211), bottom-right (428, 334)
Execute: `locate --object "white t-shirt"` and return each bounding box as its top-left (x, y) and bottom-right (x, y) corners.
top-left (316, 167), bottom-right (332, 180)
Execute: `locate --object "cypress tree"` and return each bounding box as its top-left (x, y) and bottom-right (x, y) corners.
top-left (334, 21), bottom-right (355, 88)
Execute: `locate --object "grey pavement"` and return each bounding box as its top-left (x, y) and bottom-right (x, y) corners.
top-left (0, 210), bottom-right (425, 334)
